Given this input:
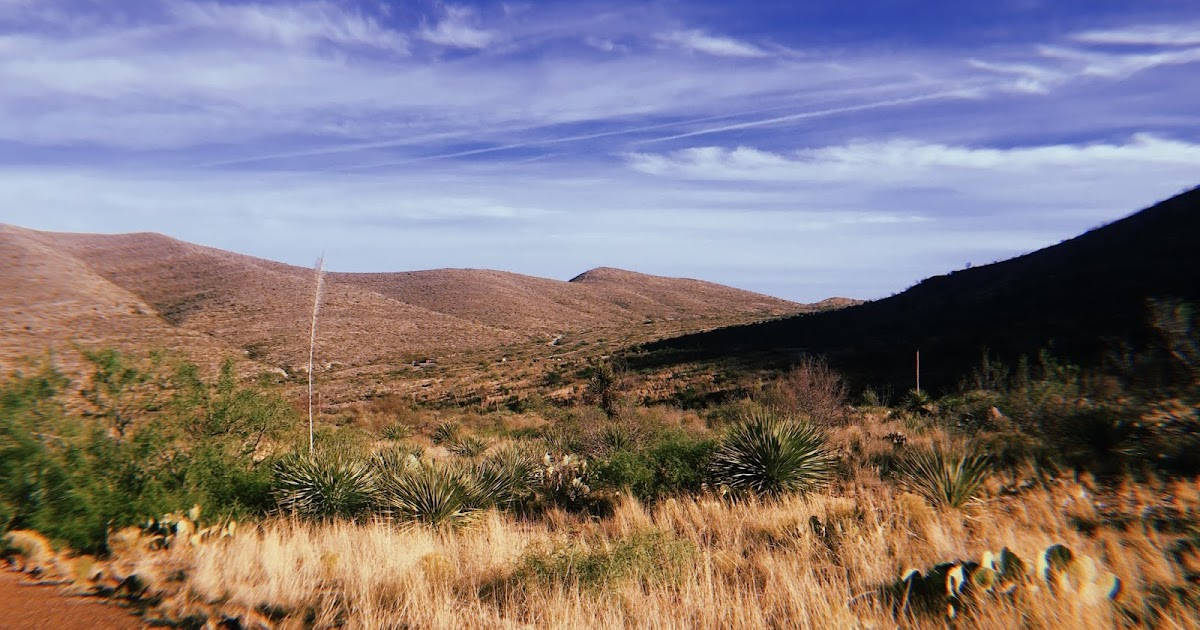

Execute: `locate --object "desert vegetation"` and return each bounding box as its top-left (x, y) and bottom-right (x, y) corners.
top-left (2, 310), bottom-right (1200, 628)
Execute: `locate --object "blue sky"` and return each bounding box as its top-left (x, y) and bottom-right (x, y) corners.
top-left (1, 0), bottom-right (1198, 301)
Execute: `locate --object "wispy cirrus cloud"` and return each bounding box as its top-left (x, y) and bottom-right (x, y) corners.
top-left (419, 4), bottom-right (497, 49)
top-left (655, 29), bottom-right (769, 58)
top-left (169, 1), bottom-right (409, 53)
top-left (1072, 23), bottom-right (1200, 46)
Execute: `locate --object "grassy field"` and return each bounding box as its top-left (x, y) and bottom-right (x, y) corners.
top-left (2, 343), bottom-right (1199, 629)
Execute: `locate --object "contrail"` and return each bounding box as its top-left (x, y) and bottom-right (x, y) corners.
top-left (634, 90), bottom-right (968, 144)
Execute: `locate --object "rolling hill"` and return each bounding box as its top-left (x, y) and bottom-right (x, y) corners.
top-left (0, 224), bottom-right (819, 377)
top-left (633, 187), bottom-right (1200, 393)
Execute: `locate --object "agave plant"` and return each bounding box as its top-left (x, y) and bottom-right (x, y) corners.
top-left (709, 409), bottom-right (834, 497)
top-left (377, 463), bottom-right (479, 527)
top-left (899, 448), bottom-right (992, 508)
top-left (274, 455), bottom-right (378, 519)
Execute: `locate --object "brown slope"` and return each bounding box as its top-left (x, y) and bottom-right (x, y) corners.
top-left (333, 267), bottom-right (802, 334)
top-left (20, 229), bottom-right (520, 369)
top-left (0, 225), bottom-right (237, 374)
top-left (567, 267), bottom-right (802, 318)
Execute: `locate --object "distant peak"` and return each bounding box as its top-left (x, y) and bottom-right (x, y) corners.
top-left (568, 267), bottom-right (637, 283)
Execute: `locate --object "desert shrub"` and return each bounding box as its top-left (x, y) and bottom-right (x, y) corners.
top-left (0, 358), bottom-right (290, 552)
top-left (709, 409), bottom-right (834, 497)
top-left (273, 455), bottom-right (378, 520)
top-left (898, 448), bottom-right (991, 508)
top-left (1044, 404), bottom-right (1137, 476)
top-left (594, 432), bottom-right (716, 502)
top-left (1134, 399), bottom-right (1200, 475)
top-left (761, 357), bottom-right (848, 425)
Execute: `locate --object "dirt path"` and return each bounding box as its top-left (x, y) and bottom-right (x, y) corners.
top-left (0, 570), bottom-right (143, 630)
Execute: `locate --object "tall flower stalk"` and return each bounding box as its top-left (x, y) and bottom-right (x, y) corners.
top-left (308, 255), bottom-right (325, 455)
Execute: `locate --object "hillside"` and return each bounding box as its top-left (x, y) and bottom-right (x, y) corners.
top-left (634, 187), bottom-right (1200, 392)
top-left (0, 225), bottom-right (817, 377)
top-left (0, 225), bottom-right (242, 374)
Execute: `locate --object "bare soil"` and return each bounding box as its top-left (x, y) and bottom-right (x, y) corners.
top-left (0, 570), bottom-right (142, 630)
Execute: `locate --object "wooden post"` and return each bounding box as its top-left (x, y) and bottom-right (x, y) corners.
top-left (915, 349), bottom-right (921, 394)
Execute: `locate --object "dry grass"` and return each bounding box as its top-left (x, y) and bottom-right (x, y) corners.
top-left (69, 471), bottom-right (1199, 629)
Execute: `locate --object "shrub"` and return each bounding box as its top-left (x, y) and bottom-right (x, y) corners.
top-left (595, 432), bottom-right (716, 502)
top-left (0, 358), bottom-right (289, 553)
top-left (709, 409), bottom-right (834, 497)
top-left (762, 357), bottom-right (847, 425)
top-left (898, 449), bottom-right (991, 508)
top-left (273, 455), bottom-right (378, 520)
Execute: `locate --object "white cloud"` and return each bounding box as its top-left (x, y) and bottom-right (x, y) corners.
top-left (1072, 23), bottom-right (1200, 46)
top-left (419, 5), bottom-right (497, 49)
top-left (655, 29), bottom-right (769, 58)
top-left (626, 134), bottom-right (1200, 183)
top-left (966, 59), bottom-right (1066, 94)
top-left (1038, 44), bottom-right (1200, 78)
top-left (170, 1), bottom-right (409, 53)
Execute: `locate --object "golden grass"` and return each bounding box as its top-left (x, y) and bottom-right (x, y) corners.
top-left (85, 471), bottom-right (1200, 630)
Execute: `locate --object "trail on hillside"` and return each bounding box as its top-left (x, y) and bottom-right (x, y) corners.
top-left (0, 570), bottom-right (142, 630)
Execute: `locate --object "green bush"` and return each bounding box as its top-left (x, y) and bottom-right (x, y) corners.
top-left (0, 354), bottom-right (292, 553)
top-left (594, 432), bottom-right (715, 502)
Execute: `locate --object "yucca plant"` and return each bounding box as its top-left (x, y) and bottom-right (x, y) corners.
top-left (377, 463), bottom-right (478, 527)
top-left (431, 422), bottom-right (460, 445)
top-left (467, 446), bottom-right (538, 508)
top-left (899, 448), bottom-right (992, 508)
top-left (709, 409), bottom-right (834, 497)
top-left (274, 455), bottom-right (378, 519)
top-left (447, 434), bottom-right (488, 458)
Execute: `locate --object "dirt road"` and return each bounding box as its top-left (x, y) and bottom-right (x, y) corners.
top-left (0, 570), bottom-right (142, 630)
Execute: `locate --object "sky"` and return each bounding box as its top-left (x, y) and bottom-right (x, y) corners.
top-left (1, 0), bottom-right (1199, 301)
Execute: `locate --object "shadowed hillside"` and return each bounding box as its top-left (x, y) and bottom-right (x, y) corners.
top-left (633, 187), bottom-right (1200, 392)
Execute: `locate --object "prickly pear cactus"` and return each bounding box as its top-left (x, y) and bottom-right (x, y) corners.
top-left (882, 543), bottom-right (1121, 620)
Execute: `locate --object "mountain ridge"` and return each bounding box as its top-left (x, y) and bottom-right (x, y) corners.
top-left (0, 224), bottom-right (831, 375)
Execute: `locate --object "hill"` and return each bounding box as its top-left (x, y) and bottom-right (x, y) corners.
top-left (633, 187), bottom-right (1200, 392)
top-left (0, 225), bottom-right (819, 377)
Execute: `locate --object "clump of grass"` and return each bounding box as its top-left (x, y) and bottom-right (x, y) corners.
top-left (273, 455), bottom-right (377, 520)
top-left (510, 530), bottom-right (693, 590)
top-left (709, 409), bottom-right (834, 497)
top-left (899, 448), bottom-right (991, 508)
